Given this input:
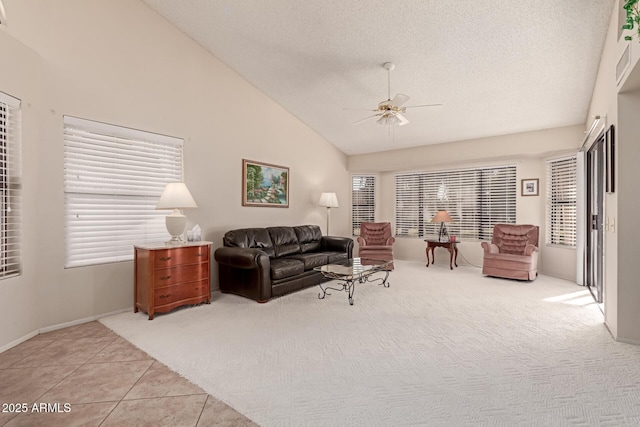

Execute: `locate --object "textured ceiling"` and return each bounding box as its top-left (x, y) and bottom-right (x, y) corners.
top-left (143, 0), bottom-right (614, 155)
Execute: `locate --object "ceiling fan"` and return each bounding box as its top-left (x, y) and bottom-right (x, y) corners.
top-left (349, 62), bottom-right (441, 127)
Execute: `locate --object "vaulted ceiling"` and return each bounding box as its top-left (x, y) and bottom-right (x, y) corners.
top-left (143, 0), bottom-right (615, 155)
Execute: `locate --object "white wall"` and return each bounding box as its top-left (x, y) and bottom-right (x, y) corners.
top-left (587, 0), bottom-right (640, 343)
top-left (348, 125), bottom-right (584, 280)
top-left (616, 90), bottom-right (640, 343)
top-left (0, 0), bottom-right (349, 349)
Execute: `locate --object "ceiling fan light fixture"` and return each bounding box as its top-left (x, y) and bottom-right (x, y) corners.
top-left (377, 114), bottom-right (400, 126)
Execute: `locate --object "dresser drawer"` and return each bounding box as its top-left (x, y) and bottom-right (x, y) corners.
top-left (153, 263), bottom-right (209, 287)
top-left (153, 245), bottom-right (209, 268)
top-left (154, 279), bottom-right (209, 306)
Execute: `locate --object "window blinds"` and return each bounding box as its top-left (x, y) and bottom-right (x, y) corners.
top-left (0, 91), bottom-right (21, 279)
top-left (351, 175), bottom-right (375, 236)
top-left (546, 156), bottom-right (577, 247)
top-left (395, 165), bottom-right (516, 240)
top-left (63, 116), bottom-right (183, 268)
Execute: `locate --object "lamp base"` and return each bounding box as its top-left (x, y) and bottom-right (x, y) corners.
top-left (165, 209), bottom-right (187, 243)
top-left (438, 222), bottom-right (449, 242)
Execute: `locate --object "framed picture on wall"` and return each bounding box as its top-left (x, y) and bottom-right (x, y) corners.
top-left (242, 159), bottom-right (289, 207)
top-left (521, 178), bottom-right (539, 196)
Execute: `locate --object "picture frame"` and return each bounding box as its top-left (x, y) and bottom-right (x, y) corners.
top-left (521, 178), bottom-right (539, 196)
top-left (242, 159), bottom-right (289, 207)
top-left (605, 124), bottom-right (615, 193)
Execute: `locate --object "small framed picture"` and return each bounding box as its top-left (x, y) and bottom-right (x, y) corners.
top-left (521, 178), bottom-right (539, 196)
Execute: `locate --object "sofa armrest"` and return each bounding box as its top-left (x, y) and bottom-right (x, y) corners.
top-left (386, 236), bottom-right (396, 245)
top-left (214, 247), bottom-right (272, 302)
top-left (481, 242), bottom-right (499, 254)
top-left (214, 247), bottom-right (269, 269)
top-left (322, 236), bottom-right (354, 257)
top-left (524, 244), bottom-right (539, 256)
top-left (357, 236), bottom-right (366, 246)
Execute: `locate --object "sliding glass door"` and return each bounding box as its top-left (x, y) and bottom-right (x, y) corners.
top-left (585, 133), bottom-right (605, 305)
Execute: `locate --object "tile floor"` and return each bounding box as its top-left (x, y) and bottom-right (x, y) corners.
top-left (0, 321), bottom-right (258, 426)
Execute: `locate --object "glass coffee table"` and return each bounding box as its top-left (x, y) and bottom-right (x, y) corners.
top-left (314, 258), bottom-right (391, 305)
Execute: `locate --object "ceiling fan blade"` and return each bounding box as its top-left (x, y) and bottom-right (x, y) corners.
top-left (342, 107), bottom-right (378, 112)
top-left (352, 113), bottom-right (382, 125)
top-left (390, 93), bottom-right (410, 108)
top-left (405, 103), bottom-right (443, 109)
top-left (396, 113), bottom-right (410, 126)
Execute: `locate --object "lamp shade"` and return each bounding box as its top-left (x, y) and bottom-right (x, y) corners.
top-left (156, 183), bottom-right (198, 210)
top-left (431, 210), bottom-right (453, 223)
top-left (318, 192), bottom-right (339, 208)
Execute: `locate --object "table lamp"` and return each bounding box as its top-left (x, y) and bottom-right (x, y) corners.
top-left (156, 182), bottom-right (198, 243)
top-left (431, 210), bottom-right (453, 242)
top-left (319, 192), bottom-right (339, 235)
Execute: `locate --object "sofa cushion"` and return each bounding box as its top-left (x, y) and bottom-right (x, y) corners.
top-left (327, 252), bottom-right (349, 263)
top-left (270, 258), bottom-right (305, 280)
top-left (294, 225), bottom-right (322, 253)
top-left (287, 252), bottom-right (329, 270)
top-left (267, 227), bottom-right (301, 258)
top-left (223, 228), bottom-right (275, 258)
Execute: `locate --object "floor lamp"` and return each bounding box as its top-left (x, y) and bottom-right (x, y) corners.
top-left (319, 192), bottom-right (339, 235)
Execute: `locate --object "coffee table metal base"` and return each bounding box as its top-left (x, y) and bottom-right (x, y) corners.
top-left (317, 270), bottom-right (390, 305)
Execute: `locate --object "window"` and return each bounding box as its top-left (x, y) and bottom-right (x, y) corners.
top-left (0, 91), bottom-right (21, 279)
top-left (64, 116), bottom-right (183, 268)
top-left (395, 165), bottom-right (516, 240)
top-left (546, 156), bottom-right (577, 247)
top-left (351, 175), bottom-right (375, 236)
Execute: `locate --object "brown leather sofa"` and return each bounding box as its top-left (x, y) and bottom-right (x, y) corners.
top-left (481, 224), bottom-right (539, 281)
top-left (214, 225), bottom-right (353, 302)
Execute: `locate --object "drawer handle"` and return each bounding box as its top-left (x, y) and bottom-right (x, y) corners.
top-left (159, 275), bottom-right (172, 281)
top-left (196, 253), bottom-right (205, 257)
top-left (159, 294), bottom-right (171, 299)
top-left (159, 256), bottom-right (172, 261)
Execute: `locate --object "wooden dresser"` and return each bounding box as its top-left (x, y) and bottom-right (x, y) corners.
top-left (134, 241), bottom-right (212, 320)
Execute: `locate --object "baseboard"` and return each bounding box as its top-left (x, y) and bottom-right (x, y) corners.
top-left (39, 308), bottom-right (131, 333)
top-left (0, 330), bottom-right (40, 353)
top-left (0, 307), bottom-right (132, 353)
top-left (614, 335), bottom-right (640, 346)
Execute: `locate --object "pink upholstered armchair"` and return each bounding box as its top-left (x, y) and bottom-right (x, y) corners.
top-left (357, 222), bottom-right (395, 270)
top-left (481, 224), bottom-right (539, 281)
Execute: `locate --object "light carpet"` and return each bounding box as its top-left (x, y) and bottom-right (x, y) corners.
top-left (100, 260), bottom-right (640, 426)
